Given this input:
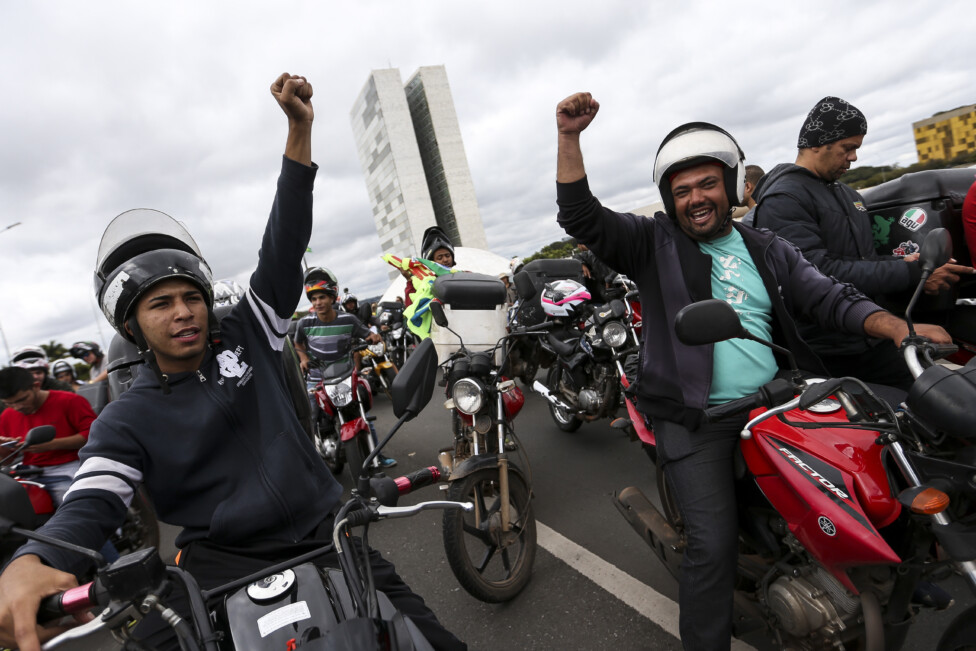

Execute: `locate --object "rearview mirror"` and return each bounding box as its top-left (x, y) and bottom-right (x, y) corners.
top-left (514, 270), bottom-right (536, 300)
top-left (674, 299), bottom-right (745, 346)
top-left (430, 300), bottom-right (449, 328)
top-left (24, 425), bottom-right (56, 447)
top-left (918, 228), bottom-right (952, 274)
top-left (391, 338), bottom-right (439, 419)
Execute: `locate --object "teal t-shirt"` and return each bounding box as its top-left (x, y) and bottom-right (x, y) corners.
top-left (698, 229), bottom-right (778, 404)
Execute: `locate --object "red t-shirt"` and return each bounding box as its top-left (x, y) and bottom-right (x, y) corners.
top-left (963, 180), bottom-right (976, 263)
top-left (0, 390), bottom-right (95, 467)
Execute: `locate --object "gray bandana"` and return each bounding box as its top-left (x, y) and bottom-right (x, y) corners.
top-left (797, 96), bottom-right (867, 148)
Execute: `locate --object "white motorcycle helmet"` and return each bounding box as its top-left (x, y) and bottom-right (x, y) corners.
top-left (541, 280), bottom-right (591, 318)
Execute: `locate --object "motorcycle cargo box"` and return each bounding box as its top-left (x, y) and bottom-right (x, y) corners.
top-left (433, 273), bottom-right (507, 310)
top-left (431, 273), bottom-right (508, 364)
top-left (515, 258), bottom-right (585, 326)
top-left (861, 168), bottom-right (976, 307)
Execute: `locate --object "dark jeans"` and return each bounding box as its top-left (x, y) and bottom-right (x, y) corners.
top-left (132, 519), bottom-right (465, 650)
top-left (653, 416), bottom-right (747, 651)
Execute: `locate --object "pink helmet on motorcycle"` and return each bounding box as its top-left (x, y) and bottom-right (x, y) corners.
top-left (541, 280), bottom-right (591, 318)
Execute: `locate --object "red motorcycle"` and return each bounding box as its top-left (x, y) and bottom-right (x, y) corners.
top-left (614, 230), bottom-right (976, 650)
top-left (308, 347), bottom-right (381, 483)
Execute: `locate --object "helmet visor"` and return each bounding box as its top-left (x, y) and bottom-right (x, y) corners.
top-left (96, 209), bottom-right (204, 281)
top-left (653, 128), bottom-right (742, 185)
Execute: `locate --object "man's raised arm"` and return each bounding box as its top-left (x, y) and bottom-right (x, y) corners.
top-left (556, 92), bottom-right (599, 183)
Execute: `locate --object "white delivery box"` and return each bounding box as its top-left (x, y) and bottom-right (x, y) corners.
top-left (431, 304), bottom-right (508, 364)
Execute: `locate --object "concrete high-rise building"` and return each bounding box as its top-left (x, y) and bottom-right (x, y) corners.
top-left (350, 66), bottom-right (487, 272)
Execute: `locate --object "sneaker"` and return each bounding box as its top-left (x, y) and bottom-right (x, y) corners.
top-left (377, 454), bottom-right (398, 468)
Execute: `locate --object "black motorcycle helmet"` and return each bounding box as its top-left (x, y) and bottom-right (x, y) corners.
top-left (94, 209), bottom-right (216, 393)
top-left (69, 341), bottom-right (103, 360)
top-left (652, 122), bottom-right (746, 223)
top-left (421, 226), bottom-right (455, 265)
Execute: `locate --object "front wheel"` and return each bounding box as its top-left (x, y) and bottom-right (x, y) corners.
top-left (344, 431), bottom-right (372, 485)
top-left (546, 367), bottom-right (581, 433)
top-left (315, 418), bottom-right (344, 475)
top-left (443, 467), bottom-right (536, 603)
top-left (380, 366), bottom-right (397, 399)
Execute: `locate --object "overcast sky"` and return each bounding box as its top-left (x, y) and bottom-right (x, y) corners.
top-left (1, 1), bottom-right (974, 362)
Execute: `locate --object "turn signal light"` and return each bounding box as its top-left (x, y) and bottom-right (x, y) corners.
top-left (909, 487), bottom-right (950, 515)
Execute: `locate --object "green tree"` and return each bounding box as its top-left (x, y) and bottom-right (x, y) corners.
top-left (40, 340), bottom-right (69, 361)
top-left (523, 238), bottom-right (577, 264)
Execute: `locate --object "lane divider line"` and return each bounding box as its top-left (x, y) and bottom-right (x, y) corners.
top-left (536, 521), bottom-right (757, 650)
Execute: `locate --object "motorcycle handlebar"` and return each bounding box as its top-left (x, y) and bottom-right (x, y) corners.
top-left (369, 466), bottom-right (442, 507)
top-left (512, 321), bottom-right (554, 334)
top-left (38, 582), bottom-right (101, 625)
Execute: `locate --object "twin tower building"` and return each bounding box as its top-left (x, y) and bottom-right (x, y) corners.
top-left (350, 66), bottom-right (488, 275)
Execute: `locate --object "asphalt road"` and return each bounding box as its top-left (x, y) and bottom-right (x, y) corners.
top-left (51, 378), bottom-right (971, 650)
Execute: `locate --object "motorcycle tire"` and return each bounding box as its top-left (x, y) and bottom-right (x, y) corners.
top-left (937, 603), bottom-right (976, 651)
top-left (110, 487), bottom-right (160, 557)
top-left (344, 434), bottom-right (372, 485)
top-left (546, 367), bottom-right (582, 433)
top-left (315, 419), bottom-right (344, 475)
top-left (442, 467), bottom-right (536, 603)
top-left (380, 366), bottom-right (397, 400)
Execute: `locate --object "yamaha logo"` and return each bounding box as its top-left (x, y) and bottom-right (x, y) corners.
top-left (818, 516), bottom-right (836, 537)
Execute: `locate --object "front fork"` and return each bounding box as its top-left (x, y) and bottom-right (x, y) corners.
top-left (463, 393), bottom-right (514, 532)
top-left (888, 440), bottom-right (976, 593)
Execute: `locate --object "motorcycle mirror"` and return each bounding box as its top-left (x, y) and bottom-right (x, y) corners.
top-left (391, 338), bottom-right (439, 420)
top-left (918, 228), bottom-right (952, 274)
top-left (798, 378), bottom-right (845, 411)
top-left (674, 299), bottom-right (746, 345)
top-left (0, 473), bottom-right (41, 529)
top-left (430, 300), bottom-right (449, 328)
top-left (24, 425), bottom-right (56, 448)
top-left (514, 270), bottom-right (536, 300)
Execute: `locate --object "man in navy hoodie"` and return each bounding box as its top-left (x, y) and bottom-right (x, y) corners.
top-left (0, 73), bottom-right (463, 651)
top-left (554, 91), bottom-right (950, 650)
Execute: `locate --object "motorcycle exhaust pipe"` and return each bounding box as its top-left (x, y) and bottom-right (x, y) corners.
top-left (532, 380), bottom-right (577, 413)
top-left (614, 486), bottom-right (685, 564)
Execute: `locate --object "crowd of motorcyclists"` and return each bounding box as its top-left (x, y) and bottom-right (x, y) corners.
top-left (1, 71), bottom-right (975, 651)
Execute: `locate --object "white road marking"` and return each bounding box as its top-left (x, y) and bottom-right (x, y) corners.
top-left (537, 521), bottom-right (757, 650)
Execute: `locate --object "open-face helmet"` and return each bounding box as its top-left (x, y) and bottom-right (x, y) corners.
top-left (95, 209), bottom-right (215, 346)
top-left (652, 122), bottom-right (745, 221)
top-left (421, 226), bottom-right (455, 263)
top-left (304, 266), bottom-right (338, 300)
top-left (541, 279), bottom-right (591, 318)
top-left (11, 345), bottom-right (48, 365)
top-left (51, 359), bottom-right (77, 381)
top-left (69, 341), bottom-right (102, 360)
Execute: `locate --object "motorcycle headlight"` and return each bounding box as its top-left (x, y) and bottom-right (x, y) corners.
top-left (392, 327), bottom-right (403, 339)
top-left (602, 321), bottom-right (629, 349)
top-left (380, 313), bottom-right (391, 325)
top-left (452, 377), bottom-right (485, 415)
top-left (368, 342), bottom-right (385, 356)
top-left (326, 379), bottom-right (354, 407)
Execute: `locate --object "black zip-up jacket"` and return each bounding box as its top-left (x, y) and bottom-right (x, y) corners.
top-left (557, 177), bottom-right (883, 429)
top-left (14, 157), bottom-right (342, 576)
top-left (751, 163), bottom-right (924, 355)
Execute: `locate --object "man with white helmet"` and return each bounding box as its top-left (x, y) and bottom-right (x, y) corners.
top-left (554, 92), bottom-right (950, 650)
top-left (0, 73), bottom-right (462, 651)
top-left (10, 346), bottom-right (74, 393)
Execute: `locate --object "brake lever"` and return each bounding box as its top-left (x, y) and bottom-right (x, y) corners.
top-left (376, 501), bottom-right (474, 519)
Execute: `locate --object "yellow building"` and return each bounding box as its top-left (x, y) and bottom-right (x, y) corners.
top-left (913, 104), bottom-right (976, 163)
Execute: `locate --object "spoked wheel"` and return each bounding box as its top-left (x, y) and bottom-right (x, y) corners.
top-left (443, 468), bottom-right (536, 602)
top-left (315, 419), bottom-right (344, 475)
top-left (546, 367), bottom-right (581, 432)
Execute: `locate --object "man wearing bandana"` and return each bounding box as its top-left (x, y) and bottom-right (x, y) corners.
top-left (751, 96), bottom-right (974, 389)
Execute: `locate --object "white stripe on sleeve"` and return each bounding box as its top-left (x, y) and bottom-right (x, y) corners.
top-left (247, 288), bottom-right (291, 351)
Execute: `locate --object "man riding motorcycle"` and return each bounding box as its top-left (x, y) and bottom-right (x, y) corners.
top-left (553, 91), bottom-right (950, 650)
top-left (294, 267), bottom-right (396, 468)
top-left (0, 72), bottom-right (460, 651)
